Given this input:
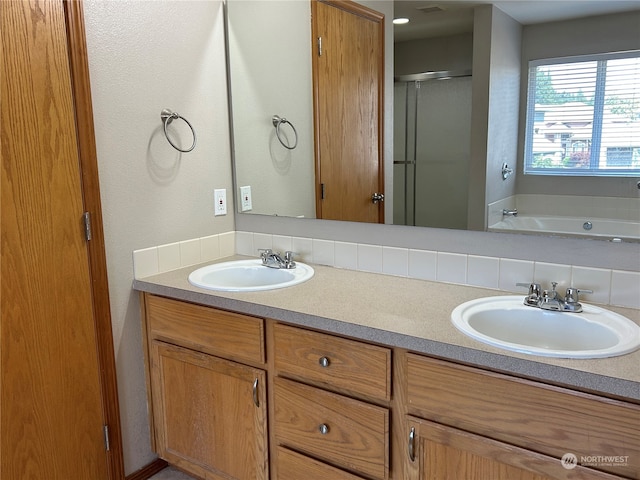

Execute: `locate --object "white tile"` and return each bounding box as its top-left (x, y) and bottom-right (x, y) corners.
top-left (235, 231), bottom-right (254, 256)
top-left (219, 231), bottom-right (235, 257)
top-left (436, 252), bottom-right (467, 285)
top-left (334, 241), bottom-right (358, 270)
top-left (292, 237), bottom-right (313, 263)
top-left (132, 247), bottom-right (158, 279)
top-left (200, 234), bottom-right (220, 262)
top-left (533, 261), bottom-right (572, 292)
top-left (179, 238), bottom-right (201, 267)
top-left (253, 233), bottom-right (273, 254)
top-left (357, 244), bottom-right (383, 273)
top-left (157, 242), bottom-right (181, 273)
top-left (499, 258), bottom-right (534, 293)
top-left (467, 255), bottom-right (499, 289)
top-left (313, 239), bottom-right (335, 266)
top-left (571, 266), bottom-right (611, 305)
top-left (408, 249), bottom-right (437, 281)
top-left (383, 246), bottom-right (408, 277)
top-left (610, 270), bottom-right (640, 309)
top-left (272, 235), bottom-right (293, 254)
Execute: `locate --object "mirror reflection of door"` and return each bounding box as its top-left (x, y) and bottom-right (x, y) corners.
top-left (312, 0), bottom-right (384, 223)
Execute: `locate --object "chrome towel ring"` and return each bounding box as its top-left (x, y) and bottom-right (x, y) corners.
top-left (161, 108), bottom-right (197, 153)
top-left (272, 115), bottom-right (298, 150)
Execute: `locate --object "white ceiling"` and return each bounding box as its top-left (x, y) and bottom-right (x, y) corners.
top-left (393, 0), bottom-right (640, 42)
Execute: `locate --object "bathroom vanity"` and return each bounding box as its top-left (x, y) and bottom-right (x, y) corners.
top-left (135, 259), bottom-right (640, 480)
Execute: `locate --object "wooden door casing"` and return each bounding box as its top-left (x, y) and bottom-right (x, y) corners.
top-left (312, 0), bottom-right (385, 223)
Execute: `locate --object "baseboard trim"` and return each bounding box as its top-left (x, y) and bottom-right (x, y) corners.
top-left (125, 458), bottom-right (168, 480)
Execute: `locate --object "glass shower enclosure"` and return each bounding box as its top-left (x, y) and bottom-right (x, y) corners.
top-left (393, 70), bottom-right (472, 229)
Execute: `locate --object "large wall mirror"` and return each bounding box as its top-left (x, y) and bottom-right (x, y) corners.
top-left (225, 0), bottom-right (640, 243)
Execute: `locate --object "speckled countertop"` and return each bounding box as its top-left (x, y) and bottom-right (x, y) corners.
top-left (133, 256), bottom-right (640, 402)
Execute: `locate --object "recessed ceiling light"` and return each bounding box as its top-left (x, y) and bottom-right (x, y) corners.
top-left (393, 17), bottom-right (410, 25)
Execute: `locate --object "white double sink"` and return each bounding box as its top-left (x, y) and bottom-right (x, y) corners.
top-left (187, 260), bottom-right (639, 359)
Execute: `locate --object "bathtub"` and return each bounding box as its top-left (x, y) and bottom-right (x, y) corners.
top-left (488, 215), bottom-right (640, 242)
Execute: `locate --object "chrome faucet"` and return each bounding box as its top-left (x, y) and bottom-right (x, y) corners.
top-left (258, 249), bottom-right (297, 269)
top-left (516, 282), bottom-right (593, 313)
top-left (502, 208), bottom-right (518, 217)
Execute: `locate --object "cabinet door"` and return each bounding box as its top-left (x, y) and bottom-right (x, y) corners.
top-left (151, 341), bottom-right (268, 480)
top-left (405, 417), bottom-right (617, 480)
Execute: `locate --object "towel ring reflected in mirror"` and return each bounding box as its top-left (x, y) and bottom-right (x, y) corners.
top-left (161, 108), bottom-right (197, 153)
top-left (272, 115), bottom-right (298, 150)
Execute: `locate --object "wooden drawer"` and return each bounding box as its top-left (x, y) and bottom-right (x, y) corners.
top-left (144, 294), bottom-right (265, 364)
top-left (273, 323), bottom-right (391, 401)
top-left (274, 377), bottom-right (389, 480)
top-left (276, 447), bottom-right (366, 480)
top-left (406, 353), bottom-right (640, 479)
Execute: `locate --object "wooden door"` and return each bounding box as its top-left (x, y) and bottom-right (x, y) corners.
top-left (312, 0), bottom-right (384, 223)
top-left (405, 417), bottom-right (617, 480)
top-left (1, 0), bottom-right (119, 478)
top-left (151, 342), bottom-right (269, 480)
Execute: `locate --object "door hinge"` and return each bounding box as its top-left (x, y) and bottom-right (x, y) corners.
top-left (83, 211), bottom-right (92, 241)
top-left (321, 183), bottom-right (325, 199)
top-left (317, 36), bottom-right (323, 56)
top-left (103, 425), bottom-right (110, 451)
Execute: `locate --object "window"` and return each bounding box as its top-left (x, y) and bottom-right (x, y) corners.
top-left (524, 51), bottom-right (640, 176)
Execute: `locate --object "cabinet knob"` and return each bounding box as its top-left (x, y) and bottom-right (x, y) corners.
top-left (319, 423), bottom-right (330, 435)
top-left (318, 356), bottom-right (330, 368)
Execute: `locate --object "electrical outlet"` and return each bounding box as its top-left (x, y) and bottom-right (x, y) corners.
top-left (214, 189), bottom-right (227, 216)
top-left (240, 186), bottom-right (252, 212)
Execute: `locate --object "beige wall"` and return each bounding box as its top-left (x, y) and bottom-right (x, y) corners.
top-left (83, 0), bottom-right (234, 473)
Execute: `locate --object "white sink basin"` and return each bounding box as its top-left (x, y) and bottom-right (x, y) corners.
top-left (188, 259), bottom-right (314, 292)
top-left (451, 296), bottom-right (640, 358)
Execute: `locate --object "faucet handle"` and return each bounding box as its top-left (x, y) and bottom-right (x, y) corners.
top-left (516, 282), bottom-right (541, 307)
top-left (564, 287), bottom-right (593, 304)
top-left (516, 282), bottom-right (541, 297)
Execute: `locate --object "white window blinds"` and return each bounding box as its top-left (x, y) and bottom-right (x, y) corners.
top-left (524, 51), bottom-right (640, 176)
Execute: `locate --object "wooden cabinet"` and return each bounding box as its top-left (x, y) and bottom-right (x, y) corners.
top-left (404, 353), bottom-right (640, 480)
top-left (142, 294), bottom-right (268, 480)
top-left (272, 323), bottom-right (391, 479)
top-left (141, 293), bottom-right (639, 480)
top-left (404, 417), bottom-right (616, 480)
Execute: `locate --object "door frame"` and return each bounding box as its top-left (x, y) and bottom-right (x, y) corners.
top-left (64, 1), bottom-right (124, 478)
top-left (311, 0), bottom-right (385, 222)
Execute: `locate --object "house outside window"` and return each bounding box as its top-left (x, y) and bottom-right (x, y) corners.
top-left (524, 51), bottom-right (640, 176)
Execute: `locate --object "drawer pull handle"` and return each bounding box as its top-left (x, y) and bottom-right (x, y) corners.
top-left (319, 423), bottom-right (330, 435)
top-left (252, 378), bottom-right (260, 407)
top-left (408, 426), bottom-right (416, 462)
top-left (319, 356), bottom-right (330, 368)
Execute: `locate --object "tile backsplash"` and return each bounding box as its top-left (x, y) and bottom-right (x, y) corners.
top-left (133, 230), bottom-right (640, 309)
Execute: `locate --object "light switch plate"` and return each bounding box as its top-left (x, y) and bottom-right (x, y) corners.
top-left (214, 189), bottom-right (227, 216)
top-left (240, 186), bottom-right (252, 212)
